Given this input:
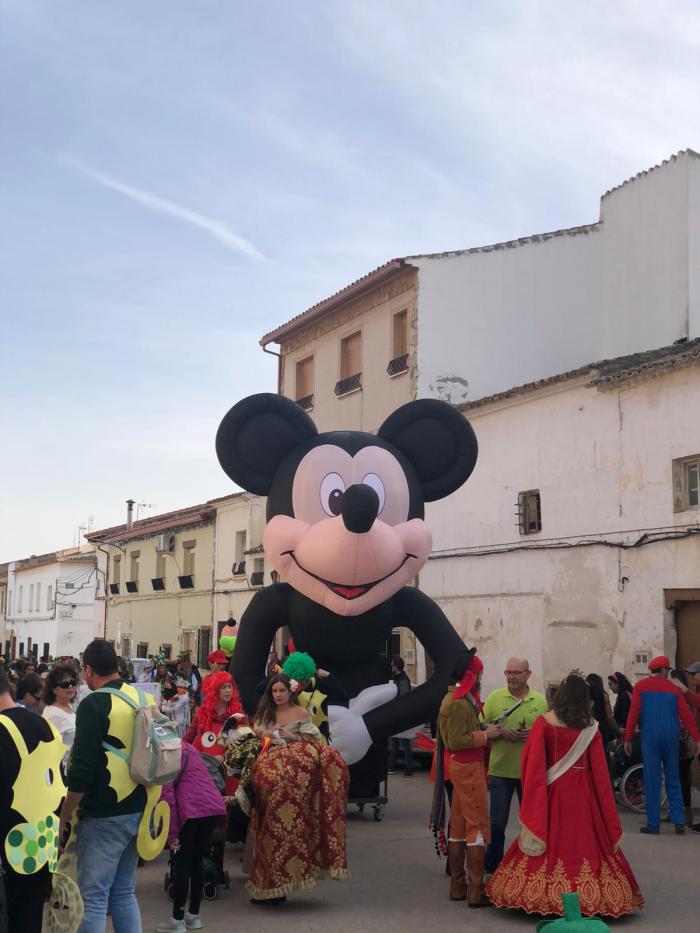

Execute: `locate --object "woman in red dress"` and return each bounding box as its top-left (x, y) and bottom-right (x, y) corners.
top-left (487, 674), bottom-right (644, 917)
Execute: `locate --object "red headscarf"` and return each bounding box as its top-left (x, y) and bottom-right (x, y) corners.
top-left (196, 671), bottom-right (242, 733)
top-left (452, 654), bottom-right (484, 711)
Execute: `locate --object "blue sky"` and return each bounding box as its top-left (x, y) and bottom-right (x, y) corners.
top-left (2, 0), bottom-right (700, 559)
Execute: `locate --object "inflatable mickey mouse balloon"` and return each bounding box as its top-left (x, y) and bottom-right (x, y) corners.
top-left (216, 393), bottom-right (477, 793)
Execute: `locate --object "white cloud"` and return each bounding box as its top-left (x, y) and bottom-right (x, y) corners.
top-left (61, 157), bottom-right (263, 260)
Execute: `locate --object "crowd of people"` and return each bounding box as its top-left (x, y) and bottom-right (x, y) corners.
top-left (431, 652), bottom-right (700, 917)
top-left (0, 641), bottom-right (351, 932)
top-left (0, 640), bottom-right (698, 931)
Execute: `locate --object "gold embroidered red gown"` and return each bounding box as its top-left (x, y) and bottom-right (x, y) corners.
top-left (247, 727), bottom-right (349, 900)
top-left (487, 716), bottom-right (644, 917)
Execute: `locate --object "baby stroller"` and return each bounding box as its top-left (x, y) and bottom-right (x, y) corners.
top-left (163, 833), bottom-right (229, 902)
top-left (610, 735), bottom-right (667, 813)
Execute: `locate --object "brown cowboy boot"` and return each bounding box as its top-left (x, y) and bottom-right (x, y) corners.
top-left (466, 844), bottom-right (491, 908)
top-left (448, 841), bottom-right (468, 900)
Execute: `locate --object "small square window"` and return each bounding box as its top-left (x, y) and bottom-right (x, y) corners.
top-left (672, 455), bottom-right (700, 512)
top-left (517, 490), bottom-right (542, 535)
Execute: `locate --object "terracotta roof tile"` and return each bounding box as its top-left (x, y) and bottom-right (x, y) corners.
top-left (459, 339), bottom-right (700, 412)
top-left (260, 259), bottom-right (409, 345)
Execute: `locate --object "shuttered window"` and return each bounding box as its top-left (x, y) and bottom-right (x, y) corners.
top-left (340, 332), bottom-right (361, 379)
top-left (295, 357), bottom-right (314, 400)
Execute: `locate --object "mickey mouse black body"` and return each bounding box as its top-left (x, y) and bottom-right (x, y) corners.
top-left (216, 393), bottom-right (478, 791)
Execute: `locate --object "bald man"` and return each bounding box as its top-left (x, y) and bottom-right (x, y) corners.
top-left (482, 657), bottom-right (547, 874)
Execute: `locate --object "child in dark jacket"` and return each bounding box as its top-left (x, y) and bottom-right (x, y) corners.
top-left (157, 743), bottom-right (227, 932)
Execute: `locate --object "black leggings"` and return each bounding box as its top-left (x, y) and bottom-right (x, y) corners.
top-left (679, 756), bottom-right (692, 808)
top-left (172, 817), bottom-right (218, 920)
top-left (0, 856), bottom-right (49, 933)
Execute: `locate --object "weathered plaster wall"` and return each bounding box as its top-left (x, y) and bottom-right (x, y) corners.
top-left (422, 364), bottom-right (700, 696)
top-left (414, 151), bottom-right (699, 405)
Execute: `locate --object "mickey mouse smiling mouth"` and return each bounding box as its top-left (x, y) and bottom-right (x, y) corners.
top-left (282, 550), bottom-right (417, 600)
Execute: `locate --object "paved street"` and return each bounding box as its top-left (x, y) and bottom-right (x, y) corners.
top-left (128, 769), bottom-right (699, 932)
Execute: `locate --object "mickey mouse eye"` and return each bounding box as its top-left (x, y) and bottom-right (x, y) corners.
top-left (361, 473), bottom-right (385, 513)
top-left (320, 473), bottom-right (346, 516)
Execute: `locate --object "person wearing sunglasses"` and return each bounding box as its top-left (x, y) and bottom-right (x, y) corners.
top-left (42, 663), bottom-right (78, 762)
top-left (15, 671), bottom-right (46, 715)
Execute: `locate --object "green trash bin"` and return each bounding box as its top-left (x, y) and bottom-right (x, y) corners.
top-left (536, 893), bottom-right (610, 932)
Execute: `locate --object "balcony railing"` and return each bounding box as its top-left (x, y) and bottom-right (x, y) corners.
top-left (387, 353), bottom-right (408, 376)
top-left (295, 394), bottom-right (314, 411)
top-left (334, 372), bottom-right (362, 396)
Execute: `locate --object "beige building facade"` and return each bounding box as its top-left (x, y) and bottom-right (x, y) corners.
top-left (263, 263), bottom-right (416, 434)
top-left (89, 495), bottom-right (275, 667)
top-left (89, 503), bottom-right (218, 666)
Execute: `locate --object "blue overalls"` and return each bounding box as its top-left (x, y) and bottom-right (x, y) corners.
top-left (637, 682), bottom-right (684, 829)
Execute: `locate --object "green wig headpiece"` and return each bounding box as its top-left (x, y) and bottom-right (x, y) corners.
top-left (282, 651), bottom-right (317, 682)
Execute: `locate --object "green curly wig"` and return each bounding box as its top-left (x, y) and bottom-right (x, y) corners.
top-left (282, 651), bottom-right (317, 682)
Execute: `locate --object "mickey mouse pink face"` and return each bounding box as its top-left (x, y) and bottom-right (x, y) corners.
top-left (263, 444), bottom-right (432, 617)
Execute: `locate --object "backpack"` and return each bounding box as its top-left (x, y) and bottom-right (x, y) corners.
top-left (97, 686), bottom-right (181, 785)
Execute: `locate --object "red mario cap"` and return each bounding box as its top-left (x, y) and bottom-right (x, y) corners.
top-left (648, 655), bottom-right (670, 671)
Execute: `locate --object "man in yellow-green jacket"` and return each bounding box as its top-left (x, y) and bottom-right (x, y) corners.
top-left (482, 657), bottom-right (547, 874)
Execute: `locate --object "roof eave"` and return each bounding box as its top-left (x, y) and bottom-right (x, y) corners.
top-left (260, 259), bottom-right (409, 346)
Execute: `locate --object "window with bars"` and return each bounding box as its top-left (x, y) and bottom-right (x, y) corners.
top-left (387, 310), bottom-right (409, 376)
top-left (295, 356), bottom-right (314, 410)
top-left (137, 642), bottom-right (149, 658)
top-left (517, 490), bottom-right (542, 535)
top-left (336, 332), bottom-right (362, 396)
top-left (686, 460), bottom-right (700, 507)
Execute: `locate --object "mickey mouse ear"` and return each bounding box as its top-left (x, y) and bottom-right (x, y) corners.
top-left (378, 399), bottom-right (478, 501)
top-left (216, 393), bottom-right (318, 495)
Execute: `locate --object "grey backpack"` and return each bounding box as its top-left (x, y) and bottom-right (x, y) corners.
top-left (98, 686), bottom-right (181, 785)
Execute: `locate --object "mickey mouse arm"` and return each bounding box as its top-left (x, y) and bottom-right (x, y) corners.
top-left (362, 586), bottom-right (466, 740)
top-left (230, 584), bottom-right (289, 716)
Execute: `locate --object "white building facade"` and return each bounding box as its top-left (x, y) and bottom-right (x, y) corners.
top-left (422, 342), bottom-right (700, 696)
top-left (4, 548), bottom-right (101, 659)
top-left (412, 149), bottom-right (700, 406)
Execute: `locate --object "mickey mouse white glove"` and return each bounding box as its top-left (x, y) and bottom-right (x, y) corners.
top-left (328, 682), bottom-right (398, 765)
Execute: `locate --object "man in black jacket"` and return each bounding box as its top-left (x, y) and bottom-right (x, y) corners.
top-left (388, 657), bottom-right (414, 776)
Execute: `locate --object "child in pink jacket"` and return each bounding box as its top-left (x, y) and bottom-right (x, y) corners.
top-left (157, 743), bottom-right (227, 932)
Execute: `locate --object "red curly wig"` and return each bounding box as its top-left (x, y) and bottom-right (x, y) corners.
top-left (195, 671), bottom-right (243, 733)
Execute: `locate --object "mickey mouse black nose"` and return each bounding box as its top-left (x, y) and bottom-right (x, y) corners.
top-left (341, 484), bottom-right (380, 534)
